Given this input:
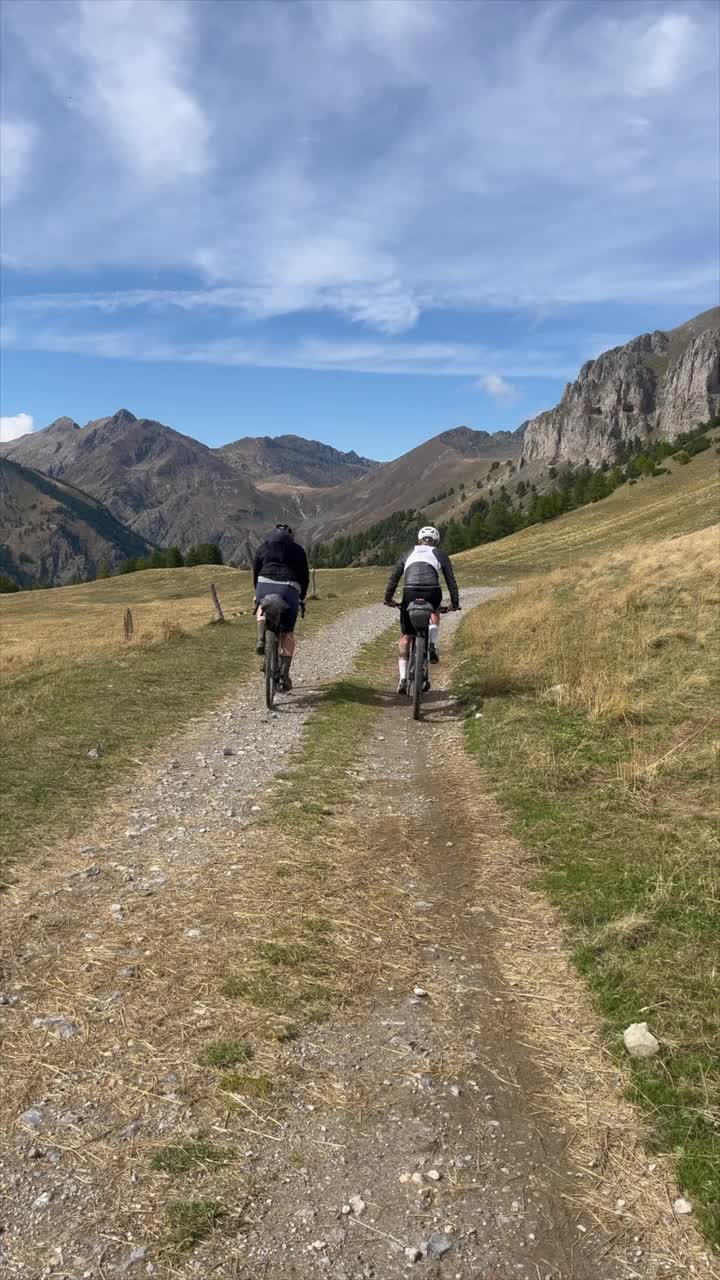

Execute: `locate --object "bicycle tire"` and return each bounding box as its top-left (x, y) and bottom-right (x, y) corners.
top-left (412, 634), bottom-right (424, 721)
top-left (265, 630), bottom-right (277, 710)
top-left (407, 637), bottom-right (416, 701)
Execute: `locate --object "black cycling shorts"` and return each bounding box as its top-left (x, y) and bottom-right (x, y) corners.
top-left (400, 586), bottom-right (442, 636)
top-left (256, 581), bottom-right (300, 631)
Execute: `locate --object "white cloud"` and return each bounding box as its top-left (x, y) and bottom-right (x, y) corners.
top-left (0, 411), bottom-right (34, 441)
top-left (9, 0), bottom-right (208, 184)
top-left (475, 375), bottom-right (520, 401)
top-left (0, 322), bottom-right (585, 379)
top-left (0, 0), bottom-right (717, 350)
top-left (0, 119), bottom-right (36, 205)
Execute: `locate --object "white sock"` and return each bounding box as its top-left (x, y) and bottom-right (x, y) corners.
top-left (429, 623), bottom-right (439, 651)
top-left (399, 658), bottom-right (408, 679)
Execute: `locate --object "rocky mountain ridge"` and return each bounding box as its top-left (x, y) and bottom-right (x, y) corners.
top-left (216, 434), bottom-right (377, 488)
top-left (521, 307), bottom-right (720, 464)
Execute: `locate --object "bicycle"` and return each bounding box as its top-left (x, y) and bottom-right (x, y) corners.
top-left (253, 596), bottom-right (305, 710)
top-left (389, 599), bottom-right (452, 720)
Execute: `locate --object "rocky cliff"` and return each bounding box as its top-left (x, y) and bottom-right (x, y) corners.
top-left (521, 308), bottom-right (720, 465)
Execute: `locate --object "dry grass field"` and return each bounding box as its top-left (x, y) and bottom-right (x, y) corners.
top-left (0, 565), bottom-right (386, 675)
top-left (458, 444), bottom-right (719, 582)
top-left (457, 519), bottom-right (720, 1244)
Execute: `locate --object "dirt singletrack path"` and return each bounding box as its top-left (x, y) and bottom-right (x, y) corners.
top-left (0, 603), bottom-right (715, 1280)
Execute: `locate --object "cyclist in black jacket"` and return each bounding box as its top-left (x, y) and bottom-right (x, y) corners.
top-left (384, 525), bottom-right (460, 693)
top-left (253, 524), bottom-right (310, 691)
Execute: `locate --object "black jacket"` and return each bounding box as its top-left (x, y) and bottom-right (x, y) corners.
top-left (253, 529), bottom-right (310, 597)
top-left (385, 545), bottom-right (460, 609)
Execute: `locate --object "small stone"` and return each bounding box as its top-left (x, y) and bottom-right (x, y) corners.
top-left (87, 745), bottom-right (103, 759)
top-left (445, 841), bottom-right (453, 848)
top-left (0, 994), bottom-right (18, 1006)
top-left (223, 746), bottom-right (234, 757)
top-left (341, 1204), bottom-right (351, 1215)
top-left (118, 1246), bottom-right (147, 1271)
top-left (623, 1022), bottom-right (660, 1059)
top-left (413, 986), bottom-right (428, 998)
top-left (673, 1197), bottom-right (693, 1215)
top-left (411, 1172), bottom-right (424, 1185)
top-left (404, 1246), bottom-right (422, 1263)
top-left (348, 1194), bottom-right (366, 1216)
top-left (118, 965), bottom-right (139, 979)
top-left (32, 1015), bottom-right (80, 1039)
top-left (33, 1191), bottom-right (52, 1210)
top-left (186, 928), bottom-right (202, 939)
top-left (19, 1107), bottom-right (44, 1129)
top-left (310, 1239), bottom-right (327, 1251)
top-left (426, 1232), bottom-right (452, 1260)
top-left (449, 1085), bottom-right (461, 1097)
top-left (399, 1172), bottom-right (411, 1184)
top-left (426, 1169), bottom-right (441, 1182)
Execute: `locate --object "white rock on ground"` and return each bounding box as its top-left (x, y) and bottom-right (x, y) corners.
top-left (623, 1022), bottom-right (660, 1058)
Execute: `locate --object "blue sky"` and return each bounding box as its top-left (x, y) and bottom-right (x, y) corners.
top-left (1, 0), bottom-right (718, 461)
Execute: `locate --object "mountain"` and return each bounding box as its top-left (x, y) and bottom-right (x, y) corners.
top-left (216, 434), bottom-right (377, 488)
top-left (305, 426), bottom-right (520, 541)
top-left (521, 307), bottom-right (720, 465)
top-left (2, 409), bottom-right (290, 563)
top-left (0, 458), bottom-right (153, 587)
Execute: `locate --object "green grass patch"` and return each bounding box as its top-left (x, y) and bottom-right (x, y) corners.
top-left (162, 1199), bottom-right (225, 1253)
top-left (151, 1137), bottom-right (229, 1175)
top-left (277, 1023), bottom-right (300, 1043)
top-left (257, 941), bottom-right (313, 967)
top-left (221, 973), bottom-right (286, 1011)
top-left (455, 533), bottom-right (720, 1248)
top-left (219, 1072), bottom-right (273, 1099)
top-left (198, 1039), bottom-right (254, 1068)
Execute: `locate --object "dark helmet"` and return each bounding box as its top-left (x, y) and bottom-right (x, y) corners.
top-left (274, 522), bottom-right (294, 538)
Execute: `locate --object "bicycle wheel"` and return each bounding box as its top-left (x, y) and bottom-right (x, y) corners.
top-left (265, 630), bottom-right (277, 710)
top-left (407, 637), bottom-right (416, 700)
top-left (412, 634), bottom-right (425, 721)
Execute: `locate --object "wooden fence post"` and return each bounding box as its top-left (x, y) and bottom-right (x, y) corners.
top-left (311, 567), bottom-right (317, 597)
top-left (123, 608), bottom-right (134, 641)
top-left (209, 582), bottom-right (225, 621)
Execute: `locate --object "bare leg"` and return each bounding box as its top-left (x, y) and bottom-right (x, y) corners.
top-left (429, 611), bottom-right (440, 660)
top-left (277, 631), bottom-right (296, 691)
top-left (279, 633), bottom-right (296, 658)
top-left (398, 635), bottom-right (410, 684)
top-left (256, 607), bottom-right (266, 654)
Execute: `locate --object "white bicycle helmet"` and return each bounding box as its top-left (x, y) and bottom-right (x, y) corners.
top-left (417, 525), bottom-right (440, 545)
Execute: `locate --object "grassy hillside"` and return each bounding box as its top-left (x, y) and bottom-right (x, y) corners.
top-left (0, 566), bottom-right (387, 874)
top-left (0, 457), bottom-right (153, 587)
top-left (457, 444), bottom-right (719, 582)
top-left (456, 524), bottom-right (720, 1243)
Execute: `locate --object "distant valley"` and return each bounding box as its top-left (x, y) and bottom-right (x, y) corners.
top-left (1, 306), bottom-right (718, 586)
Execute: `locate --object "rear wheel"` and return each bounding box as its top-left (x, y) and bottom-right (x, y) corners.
top-left (265, 630), bottom-right (278, 710)
top-left (412, 634), bottom-right (425, 721)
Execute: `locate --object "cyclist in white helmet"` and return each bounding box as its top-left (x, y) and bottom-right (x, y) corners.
top-left (384, 526), bottom-right (460, 694)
